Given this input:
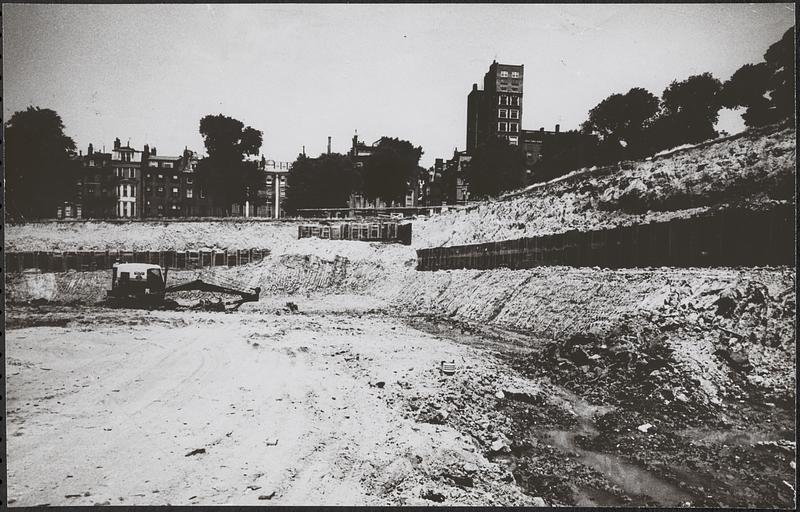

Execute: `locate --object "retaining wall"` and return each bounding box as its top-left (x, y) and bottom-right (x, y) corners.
top-left (417, 206), bottom-right (795, 271)
top-left (298, 221), bottom-right (412, 245)
top-left (5, 248), bottom-right (269, 273)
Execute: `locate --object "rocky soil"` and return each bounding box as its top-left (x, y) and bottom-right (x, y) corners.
top-left (413, 123), bottom-right (795, 247)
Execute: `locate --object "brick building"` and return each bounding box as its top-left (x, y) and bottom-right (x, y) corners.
top-left (140, 146), bottom-right (217, 218)
top-left (231, 157), bottom-right (291, 218)
top-left (466, 60), bottom-right (524, 153)
top-left (74, 143), bottom-right (116, 218)
top-left (111, 138), bottom-right (144, 218)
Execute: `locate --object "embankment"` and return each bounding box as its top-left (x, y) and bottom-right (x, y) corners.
top-left (414, 123), bottom-right (795, 247)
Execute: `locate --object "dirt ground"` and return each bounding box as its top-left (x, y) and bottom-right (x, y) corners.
top-left (5, 296), bottom-right (795, 507)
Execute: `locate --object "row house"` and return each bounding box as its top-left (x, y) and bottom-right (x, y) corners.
top-left (141, 147), bottom-right (215, 218)
top-left (74, 143), bottom-right (116, 218)
top-left (231, 157), bottom-right (291, 218)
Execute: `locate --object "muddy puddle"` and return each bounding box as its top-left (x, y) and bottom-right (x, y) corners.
top-left (546, 429), bottom-right (692, 506)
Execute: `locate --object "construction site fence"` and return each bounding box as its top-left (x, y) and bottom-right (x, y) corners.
top-left (298, 221), bottom-right (412, 245)
top-left (416, 206), bottom-right (795, 271)
top-left (5, 248), bottom-right (270, 274)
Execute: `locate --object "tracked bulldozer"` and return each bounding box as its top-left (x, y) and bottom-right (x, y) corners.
top-left (105, 262), bottom-right (260, 311)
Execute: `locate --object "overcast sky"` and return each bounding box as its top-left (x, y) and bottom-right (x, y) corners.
top-left (3, 3), bottom-right (795, 167)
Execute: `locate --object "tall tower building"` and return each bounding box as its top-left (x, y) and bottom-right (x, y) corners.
top-left (466, 60), bottom-right (524, 153)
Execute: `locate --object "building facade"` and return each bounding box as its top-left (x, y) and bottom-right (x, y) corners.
top-left (110, 138), bottom-right (144, 218)
top-left (74, 144), bottom-right (116, 218)
top-left (466, 60), bottom-right (524, 153)
top-left (231, 157), bottom-right (291, 218)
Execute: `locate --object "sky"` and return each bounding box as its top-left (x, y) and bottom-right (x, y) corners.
top-left (3, 3), bottom-right (795, 167)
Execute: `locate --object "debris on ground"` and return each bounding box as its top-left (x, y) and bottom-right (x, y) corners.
top-left (185, 448), bottom-right (206, 457)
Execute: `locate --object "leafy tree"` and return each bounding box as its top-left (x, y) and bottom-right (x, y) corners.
top-left (466, 137), bottom-right (526, 199)
top-left (581, 87), bottom-right (659, 158)
top-left (196, 114), bottom-right (263, 212)
top-left (361, 137), bottom-right (423, 205)
top-left (4, 106), bottom-right (77, 220)
top-left (284, 152), bottom-right (357, 214)
top-left (719, 63), bottom-right (774, 127)
top-left (764, 26), bottom-right (795, 122)
top-left (655, 72), bottom-right (723, 148)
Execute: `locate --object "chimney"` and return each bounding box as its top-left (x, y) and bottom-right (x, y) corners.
top-left (540, 127), bottom-right (544, 132)
top-left (88, 143), bottom-right (93, 155)
top-left (472, 83), bottom-right (478, 91)
top-left (555, 124), bottom-right (560, 133)
top-left (151, 147), bottom-right (156, 156)
top-left (302, 145), bottom-right (306, 157)
top-left (114, 138), bottom-right (121, 150)
top-left (143, 144), bottom-right (149, 157)
top-left (327, 136), bottom-right (331, 155)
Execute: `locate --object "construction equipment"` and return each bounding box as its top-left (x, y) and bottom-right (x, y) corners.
top-left (106, 262), bottom-right (260, 311)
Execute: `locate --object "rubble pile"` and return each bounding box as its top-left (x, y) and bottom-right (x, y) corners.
top-left (413, 124), bottom-right (795, 247)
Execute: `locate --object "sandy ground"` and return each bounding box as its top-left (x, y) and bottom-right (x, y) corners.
top-left (5, 299), bottom-right (535, 507)
top-left (6, 294), bottom-right (795, 508)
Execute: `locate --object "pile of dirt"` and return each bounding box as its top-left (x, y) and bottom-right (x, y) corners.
top-left (413, 123), bottom-right (795, 247)
top-left (390, 267), bottom-right (795, 408)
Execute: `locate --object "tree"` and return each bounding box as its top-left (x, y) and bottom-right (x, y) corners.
top-left (581, 87), bottom-right (659, 158)
top-left (720, 63), bottom-right (774, 127)
top-left (361, 137), bottom-right (423, 205)
top-left (284, 152), bottom-right (357, 214)
top-left (656, 72), bottom-right (723, 148)
top-left (196, 114), bottom-right (263, 212)
top-left (4, 106), bottom-right (77, 220)
top-left (532, 130), bottom-right (600, 182)
top-left (466, 137), bottom-right (526, 199)
top-left (763, 26), bottom-right (795, 122)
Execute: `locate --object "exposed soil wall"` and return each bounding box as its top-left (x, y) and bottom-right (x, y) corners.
top-left (413, 124), bottom-right (795, 247)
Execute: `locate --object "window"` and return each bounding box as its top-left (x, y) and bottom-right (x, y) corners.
top-left (88, 160), bottom-right (96, 167)
top-left (511, 96), bottom-right (521, 107)
top-left (508, 136), bottom-right (519, 146)
top-left (146, 200), bottom-right (151, 206)
top-left (149, 161), bottom-right (158, 167)
top-left (146, 186), bottom-right (152, 193)
top-left (158, 205), bottom-right (164, 211)
top-left (509, 122), bottom-right (519, 132)
top-left (498, 122), bottom-right (507, 132)
top-left (186, 189), bottom-right (193, 199)
top-left (498, 109), bottom-right (508, 118)
top-left (171, 187), bottom-right (179, 195)
top-left (172, 175), bottom-right (178, 181)
top-left (164, 162), bottom-right (174, 169)
top-left (511, 71), bottom-right (520, 78)
top-left (509, 109), bottom-right (519, 119)
top-left (171, 204), bottom-right (177, 210)
top-left (158, 174), bottom-right (163, 179)
top-left (157, 186), bottom-right (164, 194)
top-left (500, 70), bottom-right (509, 77)
top-left (186, 176), bottom-right (193, 184)
top-left (200, 188), bottom-right (207, 199)
top-left (498, 95), bottom-right (508, 105)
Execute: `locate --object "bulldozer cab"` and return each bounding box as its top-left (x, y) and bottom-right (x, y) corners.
top-left (111, 263), bottom-right (166, 296)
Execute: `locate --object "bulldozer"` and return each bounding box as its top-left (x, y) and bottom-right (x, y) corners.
top-left (106, 262), bottom-right (260, 311)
